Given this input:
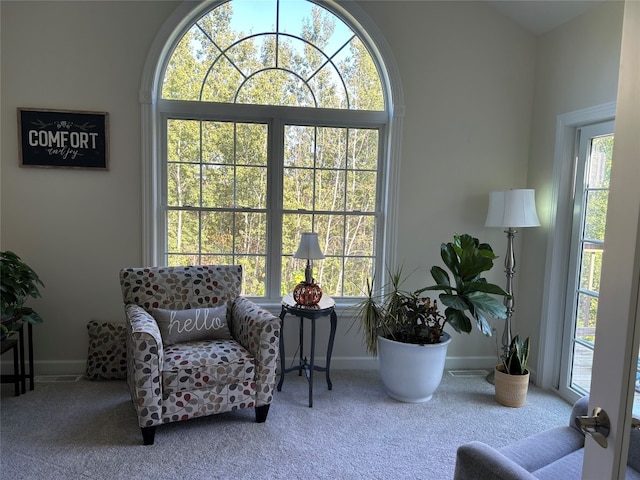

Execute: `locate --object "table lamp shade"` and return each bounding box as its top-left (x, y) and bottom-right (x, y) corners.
top-left (294, 233), bottom-right (325, 260)
top-left (485, 189), bottom-right (540, 228)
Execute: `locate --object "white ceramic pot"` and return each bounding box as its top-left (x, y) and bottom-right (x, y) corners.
top-left (377, 332), bottom-right (452, 403)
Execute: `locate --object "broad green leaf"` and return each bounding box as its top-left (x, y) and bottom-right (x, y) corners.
top-left (466, 291), bottom-right (507, 319)
top-left (438, 293), bottom-right (469, 311)
top-left (429, 266), bottom-right (450, 287)
top-left (460, 281), bottom-right (509, 297)
top-left (440, 243), bottom-right (459, 274)
top-left (471, 309), bottom-right (493, 336)
top-left (445, 308), bottom-right (471, 333)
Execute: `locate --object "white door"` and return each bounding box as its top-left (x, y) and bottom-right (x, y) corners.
top-left (582, 2), bottom-right (640, 478)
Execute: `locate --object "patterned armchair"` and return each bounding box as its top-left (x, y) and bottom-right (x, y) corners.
top-left (119, 265), bottom-right (280, 445)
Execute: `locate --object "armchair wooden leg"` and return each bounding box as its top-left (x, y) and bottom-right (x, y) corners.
top-left (255, 404), bottom-right (270, 423)
top-left (141, 426), bottom-right (156, 445)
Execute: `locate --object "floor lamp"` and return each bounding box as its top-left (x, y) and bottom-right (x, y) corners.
top-left (484, 189), bottom-right (540, 384)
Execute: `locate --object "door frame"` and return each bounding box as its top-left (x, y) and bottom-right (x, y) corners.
top-left (537, 102), bottom-right (616, 396)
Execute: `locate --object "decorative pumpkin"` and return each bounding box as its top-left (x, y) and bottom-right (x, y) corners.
top-left (293, 282), bottom-right (323, 306)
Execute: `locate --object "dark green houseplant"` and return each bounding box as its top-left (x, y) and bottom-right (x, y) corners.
top-left (1, 251), bottom-right (45, 338)
top-left (356, 233), bottom-right (510, 355)
top-left (502, 334), bottom-right (530, 375)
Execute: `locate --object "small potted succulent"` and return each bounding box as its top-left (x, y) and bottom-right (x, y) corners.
top-left (354, 233), bottom-right (510, 402)
top-left (494, 334), bottom-right (530, 407)
top-left (1, 251), bottom-right (45, 339)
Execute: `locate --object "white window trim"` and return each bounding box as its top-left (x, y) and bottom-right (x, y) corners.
top-left (537, 101), bottom-right (616, 394)
top-left (139, 0), bottom-right (404, 305)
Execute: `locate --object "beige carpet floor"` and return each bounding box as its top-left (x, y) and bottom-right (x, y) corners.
top-left (0, 369), bottom-right (572, 479)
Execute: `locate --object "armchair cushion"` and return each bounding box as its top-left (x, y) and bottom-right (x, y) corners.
top-left (152, 305), bottom-right (232, 345)
top-left (162, 340), bottom-right (255, 392)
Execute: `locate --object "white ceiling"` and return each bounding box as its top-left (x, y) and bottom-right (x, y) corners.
top-left (486, 0), bottom-right (607, 35)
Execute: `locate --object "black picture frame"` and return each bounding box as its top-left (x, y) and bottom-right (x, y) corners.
top-left (18, 108), bottom-right (109, 170)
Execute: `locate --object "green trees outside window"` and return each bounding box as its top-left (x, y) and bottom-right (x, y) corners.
top-left (159, 0), bottom-right (387, 298)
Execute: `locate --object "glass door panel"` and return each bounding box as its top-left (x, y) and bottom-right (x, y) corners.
top-left (561, 121), bottom-right (614, 397)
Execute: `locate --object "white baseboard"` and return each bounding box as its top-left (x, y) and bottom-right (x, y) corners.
top-left (28, 360), bottom-right (87, 376)
top-left (280, 355), bottom-right (502, 371)
top-left (22, 356), bottom-right (526, 379)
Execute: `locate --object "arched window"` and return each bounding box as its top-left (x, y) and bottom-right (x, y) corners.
top-left (144, 0), bottom-right (401, 300)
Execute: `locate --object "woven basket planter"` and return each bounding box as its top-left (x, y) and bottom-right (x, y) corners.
top-left (494, 364), bottom-right (530, 407)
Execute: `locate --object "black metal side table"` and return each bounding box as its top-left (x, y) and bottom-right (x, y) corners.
top-left (277, 294), bottom-right (337, 407)
top-left (1, 338), bottom-right (20, 396)
top-left (0, 322), bottom-right (34, 395)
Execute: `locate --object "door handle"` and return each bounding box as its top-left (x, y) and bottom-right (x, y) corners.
top-left (576, 407), bottom-right (610, 448)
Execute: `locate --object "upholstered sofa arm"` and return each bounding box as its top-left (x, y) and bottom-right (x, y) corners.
top-left (454, 441), bottom-right (538, 480)
top-left (124, 304), bottom-right (163, 428)
top-left (230, 297), bottom-right (280, 406)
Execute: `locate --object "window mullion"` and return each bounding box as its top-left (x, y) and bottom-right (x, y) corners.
top-left (198, 120), bottom-right (204, 265)
top-left (268, 118), bottom-right (284, 298)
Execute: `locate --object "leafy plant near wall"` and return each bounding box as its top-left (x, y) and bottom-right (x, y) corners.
top-left (1, 251), bottom-right (45, 338)
top-left (355, 234), bottom-right (510, 355)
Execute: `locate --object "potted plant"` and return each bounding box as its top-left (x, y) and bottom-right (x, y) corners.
top-left (494, 333), bottom-right (530, 407)
top-left (1, 251), bottom-right (45, 339)
top-left (354, 233), bottom-right (509, 403)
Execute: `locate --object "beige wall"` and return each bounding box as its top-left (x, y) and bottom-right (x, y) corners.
top-left (0, 0), bottom-right (622, 376)
top-left (357, 0), bottom-right (536, 364)
top-left (1, 1), bottom-right (181, 372)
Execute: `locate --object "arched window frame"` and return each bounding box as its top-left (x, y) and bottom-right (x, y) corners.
top-left (140, 0), bottom-right (404, 305)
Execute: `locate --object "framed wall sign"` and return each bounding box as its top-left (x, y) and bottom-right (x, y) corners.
top-left (18, 108), bottom-right (109, 170)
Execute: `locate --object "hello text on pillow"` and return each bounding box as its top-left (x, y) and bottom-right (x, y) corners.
top-left (152, 305), bottom-right (232, 346)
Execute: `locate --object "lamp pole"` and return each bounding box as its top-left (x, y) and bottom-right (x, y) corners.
top-left (501, 227), bottom-right (517, 363)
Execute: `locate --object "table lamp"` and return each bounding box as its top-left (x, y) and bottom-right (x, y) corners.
top-left (293, 232), bottom-right (325, 306)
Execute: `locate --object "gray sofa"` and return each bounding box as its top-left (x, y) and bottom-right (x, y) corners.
top-left (454, 396), bottom-right (640, 480)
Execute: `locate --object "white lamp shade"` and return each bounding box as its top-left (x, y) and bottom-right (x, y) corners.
top-left (294, 232), bottom-right (325, 260)
top-left (485, 189), bottom-right (540, 228)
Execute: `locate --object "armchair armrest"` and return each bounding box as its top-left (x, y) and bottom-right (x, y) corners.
top-left (230, 297), bottom-right (281, 406)
top-left (124, 304), bottom-right (163, 428)
top-left (455, 441), bottom-right (537, 480)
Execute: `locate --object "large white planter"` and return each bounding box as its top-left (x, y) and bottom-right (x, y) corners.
top-left (377, 332), bottom-right (452, 403)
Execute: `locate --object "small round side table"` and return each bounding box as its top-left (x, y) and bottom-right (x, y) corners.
top-left (277, 294), bottom-right (337, 407)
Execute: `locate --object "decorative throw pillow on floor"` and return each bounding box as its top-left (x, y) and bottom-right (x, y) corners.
top-left (86, 320), bottom-right (127, 380)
